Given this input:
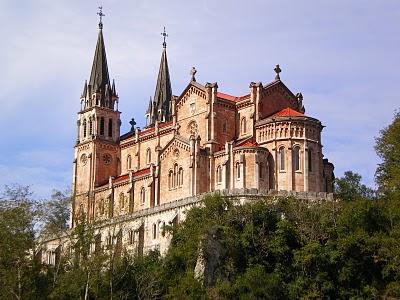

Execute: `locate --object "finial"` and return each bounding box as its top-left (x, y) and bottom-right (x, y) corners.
top-left (274, 64), bottom-right (281, 80)
top-left (161, 26), bottom-right (168, 48)
top-left (97, 6), bottom-right (105, 29)
top-left (129, 118), bottom-right (137, 132)
top-left (190, 67), bottom-right (197, 82)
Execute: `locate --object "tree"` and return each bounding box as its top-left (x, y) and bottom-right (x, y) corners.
top-left (375, 110), bottom-right (400, 198)
top-left (335, 171), bottom-right (375, 201)
top-left (40, 190), bottom-right (71, 237)
top-left (0, 184), bottom-right (47, 299)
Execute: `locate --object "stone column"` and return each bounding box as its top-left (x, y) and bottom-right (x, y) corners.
top-left (303, 140), bottom-right (309, 192)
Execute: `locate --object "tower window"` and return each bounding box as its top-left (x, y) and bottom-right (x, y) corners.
top-left (279, 147), bottom-right (285, 171)
top-left (293, 146), bottom-right (300, 171)
top-left (108, 119), bottom-right (113, 137)
top-left (83, 119), bottom-right (87, 138)
top-left (259, 162), bottom-right (264, 178)
top-left (100, 117), bottom-right (105, 135)
top-left (89, 119), bottom-right (93, 136)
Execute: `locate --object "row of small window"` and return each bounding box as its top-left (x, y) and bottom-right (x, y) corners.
top-left (81, 117), bottom-right (113, 138)
top-left (126, 148), bottom-right (152, 169)
top-left (79, 189), bottom-right (148, 216)
top-left (168, 164), bottom-right (184, 189)
top-left (279, 147), bottom-right (313, 172)
top-left (215, 161), bottom-right (267, 183)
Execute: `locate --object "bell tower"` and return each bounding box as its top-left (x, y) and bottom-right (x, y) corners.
top-left (72, 9), bottom-right (121, 226)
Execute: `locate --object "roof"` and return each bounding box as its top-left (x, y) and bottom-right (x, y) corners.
top-left (113, 174), bottom-right (129, 183)
top-left (236, 136), bottom-right (258, 147)
top-left (217, 92), bottom-right (249, 102)
top-left (89, 27), bottom-right (110, 92)
top-left (273, 107), bottom-right (304, 117)
top-left (133, 167), bottom-right (150, 177)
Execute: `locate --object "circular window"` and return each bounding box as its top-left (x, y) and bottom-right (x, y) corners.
top-left (80, 154), bottom-right (88, 166)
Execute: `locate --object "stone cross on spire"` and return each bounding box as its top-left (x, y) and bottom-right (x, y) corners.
top-left (190, 67), bottom-right (197, 82)
top-left (274, 64), bottom-right (281, 80)
top-left (161, 26), bottom-right (168, 48)
top-left (97, 6), bottom-right (105, 29)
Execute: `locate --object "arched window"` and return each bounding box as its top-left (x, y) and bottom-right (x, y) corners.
top-left (127, 155), bottom-right (132, 170)
top-left (236, 162), bottom-right (241, 179)
top-left (293, 146), bottom-right (300, 171)
top-left (241, 117), bottom-right (247, 134)
top-left (178, 167), bottom-right (183, 187)
top-left (152, 224), bottom-right (157, 239)
top-left (89, 119), bottom-right (93, 136)
top-left (100, 117), bottom-right (105, 135)
top-left (168, 170), bottom-right (173, 189)
top-left (140, 187), bottom-right (146, 204)
top-left (108, 119), bottom-right (113, 137)
top-left (161, 221), bottom-right (166, 237)
top-left (100, 199), bottom-right (105, 215)
top-left (259, 162), bottom-right (264, 178)
top-left (216, 166), bottom-right (222, 183)
top-left (174, 164), bottom-right (178, 187)
top-left (119, 193), bottom-right (124, 209)
top-left (128, 230), bottom-right (134, 245)
top-left (308, 149), bottom-right (313, 172)
top-left (79, 203), bottom-right (84, 215)
top-left (279, 147), bottom-right (285, 171)
top-left (146, 148), bottom-right (151, 164)
top-left (222, 121), bottom-right (227, 133)
top-left (83, 119), bottom-right (87, 138)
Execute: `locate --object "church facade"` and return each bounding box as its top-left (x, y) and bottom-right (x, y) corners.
top-left (57, 20), bottom-right (334, 259)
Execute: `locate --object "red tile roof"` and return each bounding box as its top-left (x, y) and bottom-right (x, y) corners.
top-left (217, 92), bottom-right (249, 102)
top-left (133, 167), bottom-right (150, 177)
top-left (273, 107), bottom-right (304, 117)
top-left (240, 140), bottom-right (258, 147)
top-left (113, 174), bottom-right (129, 183)
top-left (139, 121), bottom-right (173, 136)
top-left (236, 138), bottom-right (258, 147)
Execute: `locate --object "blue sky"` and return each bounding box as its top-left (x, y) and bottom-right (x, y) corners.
top-left (0, 0), bottom-right (399, 198)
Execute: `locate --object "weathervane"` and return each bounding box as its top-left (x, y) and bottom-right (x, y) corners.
top-left (97, 6), bottom-right (105, 29)
top-left (161, 26), bottom-right (168, 48)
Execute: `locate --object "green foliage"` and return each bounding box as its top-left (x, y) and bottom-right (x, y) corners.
top-left (3, 187), bottom-right (400, 299)
top-left (335, 171), bottom-right (375, 201)
top-left (375, 110), bottom-right (400, 198)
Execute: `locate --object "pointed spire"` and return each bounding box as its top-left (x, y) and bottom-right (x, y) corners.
top-left (149, 33), bottom-right (172, 125)
top-left (89, 24), bottom-right (110, 93)
top-left (81, 80), bottom-right (87, 98)
top-left (146, 96), bottom-right (153, 114)
top-left (112, 79), bottom-right (116, 96)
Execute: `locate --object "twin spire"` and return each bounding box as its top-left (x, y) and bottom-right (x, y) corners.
top-left (81, 9), bottom-right (117, 110)
top-left (81, 8), bottom-right (172, 126)
top-left (146, 27), bottom-right (173, 126)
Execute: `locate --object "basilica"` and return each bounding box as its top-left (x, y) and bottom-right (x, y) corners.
top-left (43, 18), bottom-right (334, 261)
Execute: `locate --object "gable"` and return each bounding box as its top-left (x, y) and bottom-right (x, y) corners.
top-left (159, 136), bottom-right (191, 162)
top-left (259, 80), bottom-right (301, 119)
